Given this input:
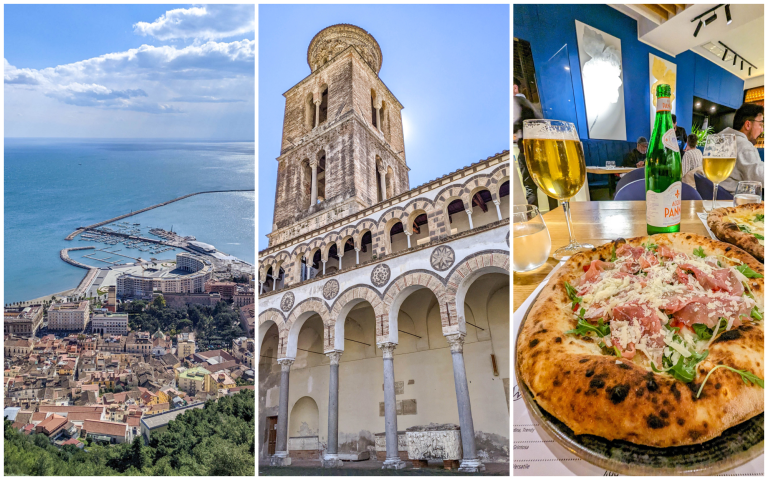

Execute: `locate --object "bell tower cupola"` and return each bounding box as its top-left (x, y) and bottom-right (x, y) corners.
top-left (268, 24), bottom-right (409, 248)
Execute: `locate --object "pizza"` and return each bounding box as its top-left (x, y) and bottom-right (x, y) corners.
top-left (708, 203), bottom-right (764, 262)
top-left (517, 233), bottom-right (764, 448)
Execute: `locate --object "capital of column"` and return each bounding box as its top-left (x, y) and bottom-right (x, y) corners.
top-left (326, 351), bottom-right (342, 365)
top-left (314, 99), bottom-right (322, 106)
top-left (309, 159), bottom-right (318, 168)
top-left (404, 231), bottom-right (412, 236)
top-left (378, 342), bottom-right (397, 359)
top-left (465, 209), bottom-right (473, 216)
top-left (354, 247), bottom-right (361, 252)
top-left (277, 358), bottom-right (295, 371)
top-left (445, 333), bottom-right (466, 354)
top-left (377, 165), bottom-right (387, 175)
top-left (492, 199), bottom-right (501, 206)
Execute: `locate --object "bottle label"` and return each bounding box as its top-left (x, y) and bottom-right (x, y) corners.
top-left (662, 128), bottom-right (679, 152)
top-left (656, 97), bottom-right (671, 112)
top-left (646, 181), bottom-right (682, 228)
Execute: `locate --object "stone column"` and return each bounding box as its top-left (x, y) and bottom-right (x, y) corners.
top-left (337, 252), bottom-right (343, 271)
top-left (310, 160), bottom-right (318, 206)
top-left (378, 166), bottom-right (387, 201)
top-left (272, 275), bottom-right (277, 291)
top-left (405, 231), bottom-right (412, 249)
top-left (260, 282), bottom-right (264, 294)
top-left (314, 99), bottom-right (321, 128)
top-left (466, 209), bottom-right (474, 229)
top-left (322, 260), bottom-right (326, 275)
top-left (493, 199), bottom-right (503, 221)
top-left (379, 342), bottom-right (405, 469)
top-left (445, 334), bottom-right (485, 472)
top-left (355, 248), bottom-right (360, 265)
top-left (322, 351), bottom-right (343, 468)
top-left (376, 107), bottom-right (382, 133)
top-left (271, 358), bottom-right (295, 466)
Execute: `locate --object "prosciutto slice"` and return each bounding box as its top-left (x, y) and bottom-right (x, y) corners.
top-left (610, 301), bottom-right (665, 359)
top-left (616, 244), bottom-right (646, 260)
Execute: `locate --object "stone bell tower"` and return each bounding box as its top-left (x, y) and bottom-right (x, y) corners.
top-left (268, 24), bottom-right (409, 247)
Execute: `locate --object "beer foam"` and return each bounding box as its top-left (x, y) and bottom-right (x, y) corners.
top-left (523, 120), bottom-right (579, 141)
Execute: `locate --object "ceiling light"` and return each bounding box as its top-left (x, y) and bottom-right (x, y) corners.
top-left (705, 13), bottom-right (717, 26)
top-left (725, 5), bottom-right (732, 24)
top-left (741, 60), bottom-right (744, 70)
top-left (749, 67), bottom-right (752, 76)
top-left (694, 20), bottom-right (703, 37)
top-left (733, 55), bottom-right (738, 66)
top-left (711, 106), bottom-right (716, 111)
top-left (722, 49), bottom-right (729, 61)
top-left (696, 102), bottom-right (701, 107)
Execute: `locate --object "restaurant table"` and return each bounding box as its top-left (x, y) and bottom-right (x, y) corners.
top-left (514, 200), bottom-right (712, 310)
top-left (585, 166), bottom-right (635, 198)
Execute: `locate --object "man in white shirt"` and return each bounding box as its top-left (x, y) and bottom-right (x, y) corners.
top-left (681, 134), bottom-right (703, 188)
top-left (718, 104), bottom-right (764, 193)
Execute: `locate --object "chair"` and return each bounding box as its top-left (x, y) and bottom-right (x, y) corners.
top-left (614, 180), bottom-right (703, 201)
top-left (694, 173), bottom-right (735, 201)
top-left (614, 167), bottom-right (645, 194)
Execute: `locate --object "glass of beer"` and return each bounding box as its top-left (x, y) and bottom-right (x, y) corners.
top-left (522, 119), bottom-right (594, 260)
top-left (733, 181), bottom-right (762, 206)
top-left (702, 134), bottom-right (737, 213)
top-left (513, 205), bottom-right (551, 272)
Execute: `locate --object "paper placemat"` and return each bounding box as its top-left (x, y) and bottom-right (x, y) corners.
top-left (512, 262), bottom-right (764, 476)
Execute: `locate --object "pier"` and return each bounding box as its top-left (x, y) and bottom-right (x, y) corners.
top-left (59, 247), bottom-right (100, 297)
top-left (96, 248), bottom-right (140, 261)
top-left (65, 189), bottom-right (253, 240)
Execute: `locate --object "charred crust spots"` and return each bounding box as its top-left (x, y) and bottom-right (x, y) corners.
top-left (689, 430), bottom-right (702, 440)
top-left (703, 421), bottom-right (708, 428)
top-left (635, 387), bottom-right (645, 397)
top-left (618, 363), bottom-right (631, 370)
top-left (685, 235), bottom-right (692, 240)
top-left (650, 396), bottom-right (658, 404)
top-left (609, 384), bottom-right (630, 404)
top-left (715, 383), bottom-right (722, 390)
top-left (662, 399), bottom-right (670, 407)
top-left (581, 336), bottom-right (594, 343)
top-left (575, 388), bottom-right (582, 394)
top-left (659, 409), bottom-right (669, 419)
top-left (714, 330), bottom-right (741, 343)
top-left (670, 383), bottom-right (681, 401)
top-left (645, 372), bottom-right (659, 392)
top-left (579, 358), bottom-right (590, 364)
top-left (564, 371), bottom-right (571, 375)
top-left (647, 414), bottom-right (666, 429)
top-left (531, 350), bottom-right (541, 358)
top-left (591, 248), bottom-right (597, 252)
top-left (677, 418), bottom-right (685, 426)
top-left (529, 339), bottom-right (540, 348)
top-left (589, 378), bottom-right (605, 389)
top-left (585, 369), bottom-right (595, 378)
top-left (553, 378), bottom-right (561, 387)
top-left (686, 382), bottom-right (703, 400)
top-left (725, 246), bottom-right (732, 252)
top-left (555, 337), bottom-right (562, 343)
top-left (552, 285), bottom-right (557, 291)
top-left (536, 329), bottom-right (548, 335)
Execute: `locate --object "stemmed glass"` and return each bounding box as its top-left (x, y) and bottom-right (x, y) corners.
top-left (702, 134), bottom-right (737, 213)
top-left (522, 119), bottom-right (594, 260)
top-left (733, 181), bottom-right (763, 206)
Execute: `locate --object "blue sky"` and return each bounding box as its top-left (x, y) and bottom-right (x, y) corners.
top-left (258, 4), bottom-right (510, 250)
top-left (5, 4), bottom-right (254, 140)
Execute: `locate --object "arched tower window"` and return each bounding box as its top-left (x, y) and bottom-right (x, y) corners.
top-left (319, 86), bottom-right (328, 124)
top-left (301, 159), bottom-right (311, 210)
top-left (371, 90), bottom-right (378, 128)
top-left (305, 93), bottom-right (315, 130)
top-left (316, 150), bottom-right (326, 203)
top-left (385, 166), bottom-right (394, 199)
top-left (375, 156), bottom-right (384, 203)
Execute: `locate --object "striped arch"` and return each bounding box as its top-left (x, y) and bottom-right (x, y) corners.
top-left (321, 232), bottom-right (341, 262)
top-left (353, 219), bottom-right (378, 251)
top-left (401, 197), bottom-right (437, 240)
top-left (329, 285), bottom-right (385, 352)
top-left (306, 238), bottom-right (325, 266)
top-left (489, 164), bottom-right (511, 202)
top-left (272, 251), bottom-right (291, 288)
top-left (444, 250), bottom-right (510, 336)
top-left (288, 244), bottom-right (312, 286)
top-left (381, 270), bottom-right (448, 345)
top-left (463, 174), bottom-right (493, 206)
top-left (433, 184), bottom-right (468, 238)
top-left (258, 309), bottom-right (287, 357)
top-left (376, 207), bottom-right (408, 255)
top-left (284, 298), bottom-right (331, 358)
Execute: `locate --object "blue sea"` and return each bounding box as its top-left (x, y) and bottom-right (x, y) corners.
top-left (4, 139), bottom-right (255, 304)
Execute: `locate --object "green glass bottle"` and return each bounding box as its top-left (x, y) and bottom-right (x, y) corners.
top-left (646, 84), bottom-right (682, 234)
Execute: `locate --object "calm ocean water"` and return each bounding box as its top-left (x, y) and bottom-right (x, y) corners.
top-left (4, 139), bottom-right (255, 304)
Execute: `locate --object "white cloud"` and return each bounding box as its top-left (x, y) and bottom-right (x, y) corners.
top-left (133, 5), bottom-right (254, 41)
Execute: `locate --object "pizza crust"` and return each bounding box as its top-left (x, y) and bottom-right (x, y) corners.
top-left (516, 233), bottom-right (764, 448)
top-left (708, 203), bottom-right (764, 262)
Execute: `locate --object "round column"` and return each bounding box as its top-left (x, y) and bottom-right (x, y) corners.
top-left (322, 351), bottom-right (343, 468)
top-left (379, 342), bottom-right (405, 469)
top-left (270, 358), bottom-right (294, 467)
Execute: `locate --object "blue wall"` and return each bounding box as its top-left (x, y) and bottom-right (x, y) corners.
top-left (514, 4), bottom-right (744, 141)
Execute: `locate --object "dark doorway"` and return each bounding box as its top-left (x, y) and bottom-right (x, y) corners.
top-left (267, 416), bottom-right (278, 455)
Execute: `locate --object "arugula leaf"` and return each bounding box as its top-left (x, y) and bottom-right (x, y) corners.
top-left (693, 246), bottom-right (706, 258)
top-left (654, 351), bottom-right (709, 384)
top-left (564, 281), bottom-right (582, 307)
top-left (565, 317), bottom-right (610, 338)
top-left (739, 225), bottom-right (752, 234)
top-left (751, 306), bottom-right (763, 321)
top-left (610, 243), bottom-right (617, 262)
top-left (754, 233), bottom-right (764, 240)
top-left (697, 364), bottom-right (764, 398)
top-left (613, 347), bottom-right (622, 358)
top-left (664, 324), bottom-right (680, 333)
top-left (642, 241), bottom-right (659, 252)
top-left (736, 264), bottom-right (764, 279)
top-left (756, 214), bottom-right (764, 222)
top-left (692, 319), bottom-right (727, 340)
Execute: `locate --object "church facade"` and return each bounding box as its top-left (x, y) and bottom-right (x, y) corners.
top-left (258, 24), bottom-right (510, 471)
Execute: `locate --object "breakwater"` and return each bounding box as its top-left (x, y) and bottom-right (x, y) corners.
top-left (60, 246), bottom-right (96, 269)
top-left (65, 189), bottom-right (253, 240)
top-left (60, 247), bottom-right (99, 297)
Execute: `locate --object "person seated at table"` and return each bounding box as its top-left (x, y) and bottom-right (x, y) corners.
top-left (623, 137), bottom-right (647, 168)
top-left (672, 114), bottom-right (688, 152)
top-left (718, 103), bottom-right (764, 193)
top-left (681, 134), bottom-right (703, 188)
